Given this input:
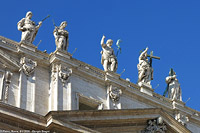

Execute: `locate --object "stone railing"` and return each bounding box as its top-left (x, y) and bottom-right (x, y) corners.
top-left (152, 92), bottom-right (172, 105)
top-left (72, 58), bottom-right (105, 80)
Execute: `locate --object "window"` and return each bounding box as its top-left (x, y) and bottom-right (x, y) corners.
top-left (76, 93), bottom-right (103, 110)
top-left (79, 102), bottom-right (98, 110)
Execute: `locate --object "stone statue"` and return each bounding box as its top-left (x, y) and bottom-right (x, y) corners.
top-left (100, 35), bottom-right (117, 72)
top-left (166, 69), bottom-right (182, 101)
top-left (53, 21), bottom-right (69, 51)
top-left (137, 47), bottom-right (153, 84)
top-left (17, 11), bottom-right (42, 44)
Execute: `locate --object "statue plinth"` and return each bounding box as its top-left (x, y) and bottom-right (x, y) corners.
top-left (19, 42), bottom-right (37, 52)
top-left (138, 82), bottom-right (154, 96)
top-left (172, 99), bottom-right (185, 109)
top-left (105, 71), bottom-right (120, 82)
top-left (54, 49), bottom-right (72, 59)
top-left (49, 50), bottom-right (72, 65)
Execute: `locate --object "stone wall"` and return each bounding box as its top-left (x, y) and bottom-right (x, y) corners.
top-left (0, 36), bottom-right (200, 132)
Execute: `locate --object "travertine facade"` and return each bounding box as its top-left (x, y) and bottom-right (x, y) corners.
top-left (0, 10), bottom-right (200, 132)
top-left (0, 35), bottom-right (200, 132)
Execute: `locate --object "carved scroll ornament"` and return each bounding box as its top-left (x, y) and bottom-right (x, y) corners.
top-left (58, 66), bottom-right (72, 86)
top-left (20, 57), bottom-right (37, 76)
top-left (109, 85), bottom-right (122, 102)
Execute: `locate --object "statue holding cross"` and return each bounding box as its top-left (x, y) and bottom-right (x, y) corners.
top-left (137, 47), bottom-right (160, 85)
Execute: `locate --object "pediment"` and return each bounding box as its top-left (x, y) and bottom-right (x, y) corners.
top-left (0, 48), bottom-right (20, 71)
top-left (46, 108), bottom-right (191, 133)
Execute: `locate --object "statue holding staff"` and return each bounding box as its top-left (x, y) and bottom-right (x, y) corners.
top-left (17, 11), bottom-right (43, 44)
top-left (165, 69), bottom-right (182, 101)
top-left (53, 21), bottom-right (69, 51)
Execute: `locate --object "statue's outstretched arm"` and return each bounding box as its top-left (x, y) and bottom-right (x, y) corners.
top-left (17, 18), bottom-right (25, 31)
top-left (36, 21), bottom-right (42, 30)
top-left (53, 30), bottom-right (58, 38)
top-left (139, 47), bottom-right (148, 60)
top-left (101, 35), bottom-right (106, 47)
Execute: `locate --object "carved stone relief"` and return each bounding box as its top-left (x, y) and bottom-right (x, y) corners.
top-left (51, 64), bottom-right (58, 82)
top-left (20, 57), bottom-right (37, 76)
top-left (50, 64), bottom-right (72, 87)
top-left (142, 117), bottom-right (167, 133)
top-left (175, 112), bottom-right (189, 126)
top-left (0, 70), bottom-right (13, 102)
top-left (58, 65), bottom-right (72, 86)
top-left (4, 71), bottom-right (13, 102)
top-left (109, 85), bottom-right (122, 102)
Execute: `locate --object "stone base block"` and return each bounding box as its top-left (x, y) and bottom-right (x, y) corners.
top-left (19, 42), bottom-right (37, 52)
top-left (54, 49), bottom-right (72, 59)
top-left (138, 82), bottom-right (154, 96)
top-left (172, 100), bottom-right (185, 109)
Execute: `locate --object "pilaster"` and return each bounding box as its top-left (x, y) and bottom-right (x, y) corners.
top-left (19, 42), bottom-right (37, 52)
top-left (105, 72), bottom-right (122, 109)
top-left (49, 54), bottom-right (72, 111)
top-left (18, 57), bottom-right (37, 112)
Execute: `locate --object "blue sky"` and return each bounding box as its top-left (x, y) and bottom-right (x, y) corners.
top-left (0, 0), bottom-right (200, 111)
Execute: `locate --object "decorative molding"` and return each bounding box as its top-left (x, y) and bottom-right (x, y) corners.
top-left (20, 57), bottom-right (37, 76)
top-left (4, 71), bottom-right (13, 102)
top-left (0, 71), bottom-right (4, 100)
top-left (51, 64), bottom-right (58, 82)
top-left (142, 117), bottom-right (167, 133)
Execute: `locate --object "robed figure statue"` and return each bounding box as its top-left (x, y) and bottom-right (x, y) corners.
top-left (17, 11), bottom-right (42, 44)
